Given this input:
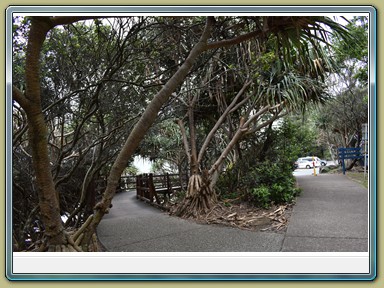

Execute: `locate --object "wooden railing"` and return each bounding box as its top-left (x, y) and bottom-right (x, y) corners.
top-left (136, 173), bottom-right (187, 205)
top-left (94, 173), bottom-right (188, 206)
top-left (94, 175), bottom-right (136, 194)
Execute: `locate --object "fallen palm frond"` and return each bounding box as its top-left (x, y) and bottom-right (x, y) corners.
top-left (180, 201), bottom-right (294, 232)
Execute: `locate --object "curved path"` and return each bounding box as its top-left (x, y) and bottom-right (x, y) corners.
top-left (97, 174), bottom-right (368, 252)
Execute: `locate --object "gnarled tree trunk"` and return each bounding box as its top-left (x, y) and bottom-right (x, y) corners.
top-left (16, 17), bottom-right (68, 250)
top-left (13, 16), bottom-right (104, 251)
top-left (172, 173), bottom-right (217, 218)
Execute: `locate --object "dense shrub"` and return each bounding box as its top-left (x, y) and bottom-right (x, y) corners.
top-left (216, 119), bottom-right (313, 208)
top-left (218, 160), bottom-right (301, 208)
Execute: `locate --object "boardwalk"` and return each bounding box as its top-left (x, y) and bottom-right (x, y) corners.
top-left (97, 174), bottom-right (369, 252)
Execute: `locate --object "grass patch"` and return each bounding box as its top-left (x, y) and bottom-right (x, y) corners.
top-left (346, 172), bottom-right (368, 189)
top-left (320, 165), bottom-right (340, 174)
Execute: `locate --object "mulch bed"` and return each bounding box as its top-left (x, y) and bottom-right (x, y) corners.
top-left (173, 199), bottom-right (295, 233)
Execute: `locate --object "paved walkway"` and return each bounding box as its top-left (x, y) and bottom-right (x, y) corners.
top-left (97, 174), bottom-right (368, 252)
top-left (283, 174), bottom-right (368, 251)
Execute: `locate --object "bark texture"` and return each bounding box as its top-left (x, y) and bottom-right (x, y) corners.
top-left (172, 173), bottom-right (217, 218)
top-left (23, 17), bottom-right (67, 247)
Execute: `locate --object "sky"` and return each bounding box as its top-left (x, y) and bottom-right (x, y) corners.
top-left (133, 155), bottom-right (152, 173)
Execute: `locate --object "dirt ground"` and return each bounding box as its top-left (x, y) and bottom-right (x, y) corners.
top-left (178, 199), bottom-right (295, 233)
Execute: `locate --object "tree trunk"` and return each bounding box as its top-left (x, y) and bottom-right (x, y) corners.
top-left (172, 173), bottom-right (217, 219)
top-left (23, 18), bottom-right (68, 248)
top-left (13, 16), bottom-right (113, 251)
top-left (14, 16), bottom-right (215, 251)
top-left (346, 158), bottom-right (359, 170)
top-left (78, 17), bottom-right (216, 249)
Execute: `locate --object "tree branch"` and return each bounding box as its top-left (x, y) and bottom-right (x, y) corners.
top-left (206, 29), bottom-right (263, 51)
top-left (247, 111), bottom-right (288, 135)
top-left (243, 105), bottom-right (271, 127)
top-left (177, 119), bottom-right (191, 164)
top-left (197, 79), bottom-right (252, 163)
top-left (12, 85), bottom-right (29, 108)
top-left (244, 101), bottom-right (286, 127)
top-left (208, 125), bottom-right (245, 176)
top-left (84, 16), bottom-right (216, 240)
top-left (49, 16), bottom-right (104, 27)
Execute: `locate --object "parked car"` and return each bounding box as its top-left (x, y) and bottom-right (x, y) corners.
top-left (295, 159), bottom-right (314, 169)
top-left (320, 159), bottom-right (327, 166)
top-left (294, 156), bottom-right (321, 169)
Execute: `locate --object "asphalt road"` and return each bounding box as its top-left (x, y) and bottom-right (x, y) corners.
top-left (293, 167), bottom-right (320, 176)
top-left (293, 160), bottom-right (339, 177)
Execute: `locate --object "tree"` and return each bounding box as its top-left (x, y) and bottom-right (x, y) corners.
top-left (172, 17), bottom-right (349, 218)
top-left (138, 119), bottom-right (187, 175)
top-left (12, 17), bottom-right (154, 249)
top-left (13, 16), bottom-right (216, 250)
top-left (332, 16), bottom-right (368, 87)
top-left (315, 16), bottom-right (368, 168)
top-left (12, 16), bottom-right (350, 251)
top-left (316, 86), bottom-right (368, 165)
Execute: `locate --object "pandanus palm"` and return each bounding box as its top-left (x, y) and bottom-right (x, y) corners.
top-left (173, 16), bottom-right (351, 218)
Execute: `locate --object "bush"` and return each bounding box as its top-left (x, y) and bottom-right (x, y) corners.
top-left (251, 185), bottom-right (271, 208)
top-left (250, 161), bottom-right (301, 205)
top-left (217, 160), bottom-right (301, 207)
top-left (216, 119), bottom-right (312, 208)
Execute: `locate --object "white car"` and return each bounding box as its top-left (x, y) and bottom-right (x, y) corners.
top-left (295, 159), bottom-right (314, 169)
top-left (295, 157), bottom-right (321, 169)
top-left (320, 159), bottom-right (327, 166)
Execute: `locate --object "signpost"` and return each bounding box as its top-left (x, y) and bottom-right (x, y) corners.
top-left (338, 147), bottom-right (363, 175)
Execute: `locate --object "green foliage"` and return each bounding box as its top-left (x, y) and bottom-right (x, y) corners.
top-left (125, 165), bottom-right (139, 176)
top-left (217, 119), bottom-right (312, 207)
top-left (319, 166), bottom-right (338, 174)
top-left (251, 180), bottom-right (300, 209)
top-left (332, 16), bottom-right (368, 86)
top-left (259, 118), bottom-right (319, 163)
top-left (251, 185), bottom-right (270, 209)
top-left (12, 15), bottom-right (353, 247)
top-left (250, 162), bottom-right (301, 206)
top-left (138, 119), bottom-right (186, 173)
top-left (315, 86), bottom-right (368, 150)
top-left (219, 160), bottom-right (301, 208)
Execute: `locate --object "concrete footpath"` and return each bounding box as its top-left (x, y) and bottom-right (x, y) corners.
top-left (283, 174), bottom-right (368, 251)
top-left (97, 174), bottom-right (368, 252)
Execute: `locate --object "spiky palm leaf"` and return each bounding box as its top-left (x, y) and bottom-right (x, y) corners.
top-left (254, 66), bottom-right (328, 111)
top-left (252, 16), bottom-right (351, 110)
top-left (268, 16), bottom-right (351, 69)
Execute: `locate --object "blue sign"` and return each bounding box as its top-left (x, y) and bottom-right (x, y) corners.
top-left (338, 147), bottom-right (364, 175)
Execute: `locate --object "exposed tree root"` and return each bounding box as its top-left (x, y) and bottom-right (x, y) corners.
top-left (171, 174), bottom-right (217, 218)
top-left (41, 214), bottom-right (101, 252)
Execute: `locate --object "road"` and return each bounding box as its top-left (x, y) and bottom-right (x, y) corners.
top-left (293, 167), bottom-right (320, 176)
top-left (293, 160), bottom-right (339, 176)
